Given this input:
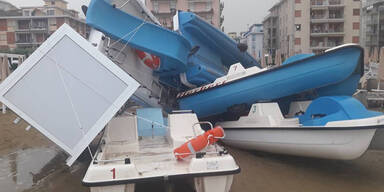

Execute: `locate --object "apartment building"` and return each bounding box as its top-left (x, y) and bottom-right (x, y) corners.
top-left (242, 24), bottom-right (264, 62)
top-left (263, 0), bottom-right (361, 60)
top-left (361, 0), bottom-right (384, 51)
top-left (0, 0), bottom-right (89, 51)
top-left (145, 0), bottom-right (224, 30)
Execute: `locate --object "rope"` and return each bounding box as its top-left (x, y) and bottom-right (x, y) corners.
top-left (116, 0), bottom-right (132, 9)
top-left (109, 18), bottom-right (147, 47)
top-left (123, 111), bottom-right (170, 130)
top-left (109, 17), bottom-right (148, 63)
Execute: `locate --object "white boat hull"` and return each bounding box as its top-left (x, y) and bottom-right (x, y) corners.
top-left (218, 102), bottom-right (384, 160)
top-left (223, 127), bottom-right (377, 160)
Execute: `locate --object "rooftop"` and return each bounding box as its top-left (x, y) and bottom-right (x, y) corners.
top-left (0, 0), bottom-right (18, 11)
top-left (43, 0), bottom-right (68, 4)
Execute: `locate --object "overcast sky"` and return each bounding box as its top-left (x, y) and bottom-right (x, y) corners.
top-left (6, 0), bottom-right (279, 33)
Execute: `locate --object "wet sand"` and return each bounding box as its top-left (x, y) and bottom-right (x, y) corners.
top-left (0, 111), bottom-right (89, 192)
top-left (1, 111), bottom-right (384, 192)
top-left (229, 148), bottom-right (384, 192)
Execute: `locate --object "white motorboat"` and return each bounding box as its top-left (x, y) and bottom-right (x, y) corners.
top-left (83, 110), bottom-right (239, 192)
top-left (217, 97), bottom-right (384, 160)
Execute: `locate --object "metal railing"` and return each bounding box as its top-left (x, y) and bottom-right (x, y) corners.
top-left (311, 0), bottom-right (343, 6)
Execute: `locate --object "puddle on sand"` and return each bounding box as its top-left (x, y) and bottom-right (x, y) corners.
top-left (0, 147), bottom-right (81, 192)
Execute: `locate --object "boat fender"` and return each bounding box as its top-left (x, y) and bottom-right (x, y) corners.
top-left (135, 49), bottom-right (160, 70)
top-left (174, 126), bottom-right (225, 160)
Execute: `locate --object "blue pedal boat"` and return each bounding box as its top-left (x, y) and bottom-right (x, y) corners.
top-left (178, 44), bottom-right (364, 118)
top-left (85, 0), bottom-right (259, 88)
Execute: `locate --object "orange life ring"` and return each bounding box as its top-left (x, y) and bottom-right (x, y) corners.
top-left (135, 49), bottom-right (160, 70)
top-left (174, 126), bottom-right (225, 160)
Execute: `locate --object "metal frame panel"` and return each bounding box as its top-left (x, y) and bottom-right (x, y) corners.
top-left (0, 24), bottom-right (139, 166)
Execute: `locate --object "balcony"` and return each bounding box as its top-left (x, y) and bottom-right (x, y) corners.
top-left (366, 19), bottom-right (379, 25)
top-left (30, 24), bottom-right (48, 31)
top-left (151, 10), bottom-right (172, 15)
top-left (311, 41), bottom-right (341, 49)
top-left (311, 15), bottom-right (344, 23)
top-left (187, 0), bottom-right (213, 2)
top-left (366, 40), bottom-right (379, 46)
top-left (220, 15), bottom-right (224, 25)
top-left (220, 2), bottom-right (224, 13)
top-left (15, 40), bottom-right (43, 45)
top-left (328, 0), bottom-right (343, 6)
top-left (193, 8), bottom-right (214, 14)
top-left (366, 30), bottom-right (376, 35)
top-left (311, 0), bottom-right (343, 7)
top-left (16, 24), bottom-right (48, 32)
top-left (310, 30), bottom-right (344, 36)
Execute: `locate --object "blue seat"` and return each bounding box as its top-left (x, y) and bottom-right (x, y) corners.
top-left (299, 96), bottom-right (382, 126)
top-left (137, 108), bottom-right (166, 136)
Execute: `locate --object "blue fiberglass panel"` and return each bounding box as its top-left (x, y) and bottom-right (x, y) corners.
top-left (316, 74), bottom-right (361, 96)
top-left (86, 0), bottom-right (191, 75)
top-left (137, 108), bottom-right (166, 137)
top-left (178, 12), bottom-right (259, 68)
top-left (299, 96), bottom-right (382, 126)
top-left (178, 45), bottom-right (364, 118)
top-left (178, 12), bottom-right (259, 85)
top-left (282, 54), bottom-right (315, 65)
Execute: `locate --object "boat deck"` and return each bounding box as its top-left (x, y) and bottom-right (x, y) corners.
top-left (99, 136), bottom-right (226, 178)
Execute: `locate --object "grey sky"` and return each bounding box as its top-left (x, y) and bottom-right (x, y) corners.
top-left (6, 0), bottom-right (279, 33)
top-left (222, 0), bottom-right (279, 33)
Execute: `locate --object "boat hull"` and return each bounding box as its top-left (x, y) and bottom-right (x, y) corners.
top-left (178, 11), bottom-right (259, 85)
top-left (223, 126), bottom-right (378, 160)
top-left (178, 45), bottom-right (364, 118)
top-left (86, 0), bottom-right (191, 76)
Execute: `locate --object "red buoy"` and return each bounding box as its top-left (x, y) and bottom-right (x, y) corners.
top-left (135, 49), bottom-right (160, 70)
top-left (174, 126), bottom-right (225, 160)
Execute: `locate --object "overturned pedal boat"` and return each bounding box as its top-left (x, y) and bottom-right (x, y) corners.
top-left (83, 110), bottom-right (239, 192)
top-left (217, 96), bottom-right (384, 160)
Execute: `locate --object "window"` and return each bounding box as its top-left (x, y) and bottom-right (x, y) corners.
top-left (352, 36), bottom-right (359, 43)
top-left (47, 9), bottom-right (55, 16)
top-left (50, 18), bottom-right (57, 26)
top-left (51, 1), bottom-right (55, 5)
top-left (295, 38), bottom-right (301, 45)
top-left (252, 34), bottom-right (256, 41)
top-left (23, 10), bottom-right (30, 16)
top-left (295, 10), bottom-right (301, 17)
top-left (170, 1), bottom-right (176, 9)
top-left (295, 0), bottom-right (301, 3)
top-left (353, 9), bottom-right (360, 16)
top-left (206, 2), bottom-right (212, 11)
top-left (152, 1), bottom-right (159, 12)
top-left (353, 22), bottom-right (360, 30)
top-left (0, 19), bottom-right (6, 31)
top-left (0, 34), bottom-right (6, 41)
top-left (188, 2), bottom-right (194, 11)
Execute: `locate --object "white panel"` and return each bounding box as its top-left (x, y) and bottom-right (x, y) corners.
top-left (0, 24), bottom-right (139, 166)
